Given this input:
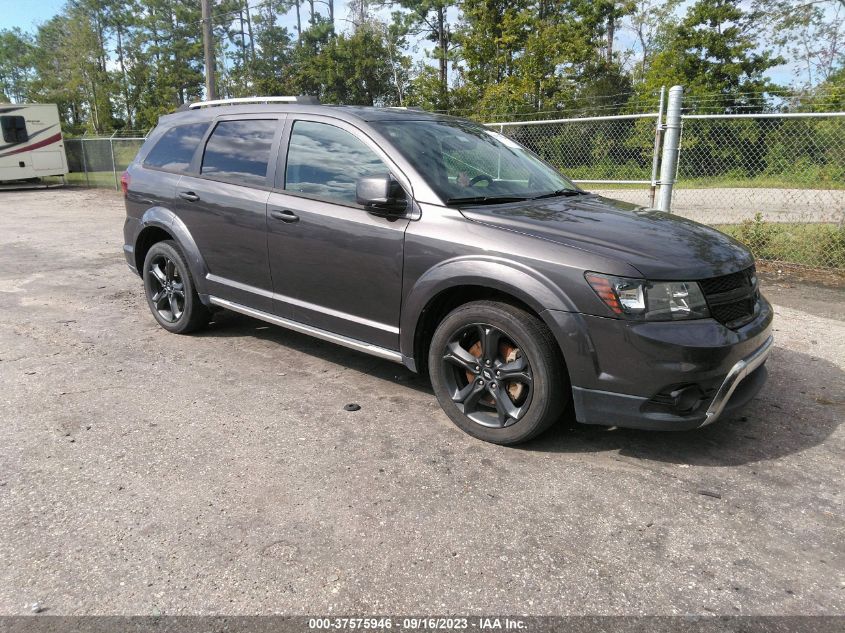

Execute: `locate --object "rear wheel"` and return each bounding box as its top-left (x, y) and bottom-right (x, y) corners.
top-left (142, 240), bottom-right (210, 334)
top-left (428, 301), bottom-right (568, 445)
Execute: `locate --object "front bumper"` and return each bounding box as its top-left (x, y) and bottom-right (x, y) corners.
top-left (543, 296), bottom-right (773, 430)
top-left (700, 334), bottom-right (772, 427)
top-left (571, 337), bottom-right (771, 430)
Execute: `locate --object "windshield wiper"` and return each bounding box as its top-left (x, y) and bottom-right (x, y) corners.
top-left (531, 189), bottom-right (587, 200)
top-left (445, 195), bottom-right (531, 206)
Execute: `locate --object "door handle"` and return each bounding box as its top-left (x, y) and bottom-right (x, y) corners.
top-left (178, 190), bottom-right (199, 202)
top-left (269, 209), bottom-right (300, 223)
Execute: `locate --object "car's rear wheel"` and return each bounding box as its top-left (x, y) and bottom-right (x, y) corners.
top-left (428, 300), bottom-right (568, 445)
top-left (142, 240), bottom-right (210, 334)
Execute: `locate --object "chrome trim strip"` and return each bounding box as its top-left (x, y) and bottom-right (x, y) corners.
top-left (700, 335), bottom-right (773, 427)
top-left (208, 296), bottom-right (404, 363)
top-left (206, 273), bottom-right (400, 334)
top-left (207, 274), bottom-right (274, 298)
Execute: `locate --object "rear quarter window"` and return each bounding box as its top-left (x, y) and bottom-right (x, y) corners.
top-left (143, 122), bottom-right (209, 172)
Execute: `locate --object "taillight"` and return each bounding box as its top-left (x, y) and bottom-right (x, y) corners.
top-left (120, 171), bottom-right (130, 197)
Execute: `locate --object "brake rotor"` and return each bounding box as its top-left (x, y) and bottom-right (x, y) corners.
top-left (464, 339), bottom-right (526, 406)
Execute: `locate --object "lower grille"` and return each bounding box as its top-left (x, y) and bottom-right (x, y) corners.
top-left (700, 266), bottom-right (758, 328)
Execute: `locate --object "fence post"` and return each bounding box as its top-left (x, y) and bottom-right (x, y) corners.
top-left (110, 131), bottom-right (119, 191)
top-left (657, 85), bottom-right (683, 213)
top-left (80, 136), bottom-right (90, 188)
top-left (649, 86), bottom-right (666, 207)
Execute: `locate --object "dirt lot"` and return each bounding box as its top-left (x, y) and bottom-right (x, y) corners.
top-left (0, 188), bottom-right (843, 616)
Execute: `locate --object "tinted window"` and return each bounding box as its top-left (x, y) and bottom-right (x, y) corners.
top-left (201, 119), bottom-right (277, 186)
top-left (1, 116), bottom-right (28, 143)
top-left (143, 122), bottom-right (208, 172)
top-left (285, 121), bottom-right (390, 206)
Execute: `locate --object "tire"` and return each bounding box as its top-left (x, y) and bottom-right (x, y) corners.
top-left (428, 300), bottom-right (568, 445)
top-left (142, 240), bottom-right (210, 334)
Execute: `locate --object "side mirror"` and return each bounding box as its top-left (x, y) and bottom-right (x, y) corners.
top-left (356, 175), bottom-right (407, 215)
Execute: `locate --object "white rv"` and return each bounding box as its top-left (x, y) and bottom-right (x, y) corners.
top-left (0, 103), bottom-right (68, 183)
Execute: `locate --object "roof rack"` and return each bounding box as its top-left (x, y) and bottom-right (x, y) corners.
top-left (187, 95), bottom-right (320, 109)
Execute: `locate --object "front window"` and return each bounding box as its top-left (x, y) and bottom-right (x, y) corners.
top-left (284, 120), bottom-right (394, 207)
top-left (372, 119), bottom-right (579, 204)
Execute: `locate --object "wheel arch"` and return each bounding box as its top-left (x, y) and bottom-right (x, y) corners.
top-left (134, 207), bottom-right (210, 299)
top-left (400, 257), bottom-right (576, 375)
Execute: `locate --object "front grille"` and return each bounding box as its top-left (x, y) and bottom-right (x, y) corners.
top-left (700, 266), bottom-right (758, 328)
top-left (699, 270), bottom-right (748, 295)
top-left (711, 297), bottom-right (755, 325)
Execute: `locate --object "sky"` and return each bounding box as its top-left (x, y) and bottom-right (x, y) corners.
top-left (0, 0), bottom-right (64, 32)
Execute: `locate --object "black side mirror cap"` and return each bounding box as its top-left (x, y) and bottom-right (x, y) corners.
top-left (356, 175), bottom-right (407, 215)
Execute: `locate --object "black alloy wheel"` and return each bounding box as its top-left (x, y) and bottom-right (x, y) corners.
top-left (441, 323), bottom-right (534, 428)
top-left (147, 253), bottom-right (185, 323)
top-left (428, 300), bottom-right (568, 445)
top-left (142, 240), bottom-right (210, 334)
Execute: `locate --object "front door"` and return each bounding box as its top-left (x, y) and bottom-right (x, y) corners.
top-left (266, 117), bottom-right (412, 350)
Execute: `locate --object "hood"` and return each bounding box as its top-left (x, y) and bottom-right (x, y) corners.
top-left (459, 194), bottom-right (754, 280)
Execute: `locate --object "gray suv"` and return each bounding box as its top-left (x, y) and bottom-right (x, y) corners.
top-left (122, 98), bottom-right (773, 445)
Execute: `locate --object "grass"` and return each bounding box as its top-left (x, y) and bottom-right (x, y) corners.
top-left (715, 215), bottom-right (845, 270)
top-left (66, 171), bottom-right (120, 188)
top-left (40, 172), bottom-right (120, 188)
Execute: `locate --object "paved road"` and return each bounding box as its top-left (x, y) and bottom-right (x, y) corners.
top-left (590, 187), bottom-right (845, 223)
top-left (1, 189), bottom-right (843, 615)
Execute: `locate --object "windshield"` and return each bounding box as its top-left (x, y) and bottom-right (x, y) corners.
top-left (371, 119), bottom-right (581, 205)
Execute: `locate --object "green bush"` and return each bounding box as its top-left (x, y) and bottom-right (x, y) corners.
top-left (733, 212), bottom-right (777, 260)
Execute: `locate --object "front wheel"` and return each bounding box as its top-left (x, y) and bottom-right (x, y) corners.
top-left (428, 301), bottom-right (569, 445)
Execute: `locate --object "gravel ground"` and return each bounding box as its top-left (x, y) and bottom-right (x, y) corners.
top-left (0, 188), bottom-right (843, 616)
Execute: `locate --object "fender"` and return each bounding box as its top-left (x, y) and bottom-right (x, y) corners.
top-left (136, 207), bottom-right (211, 300)
top-left (399, 255), bottom-right (578, 365)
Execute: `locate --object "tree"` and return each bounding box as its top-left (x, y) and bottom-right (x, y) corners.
top-left (0, 29), bottom-right (34, 103)
top-left (623, 0), bottom-right (681, 83)
top-left (639, 0), bottom-right (785, 112)
top-left (384, 1), bottom-right (454, 109)
top-left (293, 18), bottom-right (405, 105)
top-left (249, 1), bottom-right (296, 96)
top-left (754, 0), bottom-right (844, 89)
top-left (453, 0), bottom-right (636, 117)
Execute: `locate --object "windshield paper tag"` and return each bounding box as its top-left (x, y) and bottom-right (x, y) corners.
top-left (485, 130), bottom-right (522, 149)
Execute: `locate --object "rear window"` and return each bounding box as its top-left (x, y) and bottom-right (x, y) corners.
top-left (143, 122), bottom-right (209, 172)
top-left (200, 119), bottom-right (277, 186)
top-left (1, 116), bottom-right (28, 143)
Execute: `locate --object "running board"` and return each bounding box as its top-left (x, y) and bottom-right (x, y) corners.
top-left (208, 296), bottom-right (403, 363)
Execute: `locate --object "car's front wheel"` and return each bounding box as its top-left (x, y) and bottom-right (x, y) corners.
top-left (142, 240), bottom-right (210, 334)
top-left (428, 300), bottom-right (568, 445)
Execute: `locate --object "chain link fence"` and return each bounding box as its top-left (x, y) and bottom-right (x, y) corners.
top-left (674, 113), bottom-right (845, 270)
top-left (63, 137), bottom-right (146, 189)
top-left (492, 111), bottom-right (845, 271)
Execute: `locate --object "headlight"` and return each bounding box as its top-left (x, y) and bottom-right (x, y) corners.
top-left (585, 272), bottom-right (710, 321)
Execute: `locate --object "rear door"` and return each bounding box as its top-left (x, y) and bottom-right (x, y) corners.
top-left (266, 116), bottom-right (413, 350)
top-left (173, 115), bottom-right (284, 312)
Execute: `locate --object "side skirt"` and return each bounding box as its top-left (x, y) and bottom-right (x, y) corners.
top-left (208, 296), bottom-right (404, 364)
